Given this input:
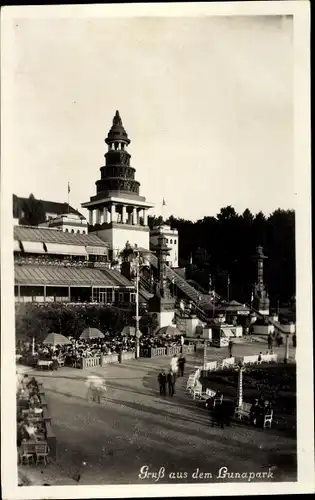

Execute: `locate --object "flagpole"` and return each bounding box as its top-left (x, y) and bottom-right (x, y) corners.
top-left (68, 182), bottom-right (70, 213)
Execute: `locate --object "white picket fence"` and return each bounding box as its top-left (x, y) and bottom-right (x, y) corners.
top-left (186, 352), bottom-right (279, 403)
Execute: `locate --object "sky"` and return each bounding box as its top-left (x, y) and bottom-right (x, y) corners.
top-left (8, 14), bottom-right (293, 221)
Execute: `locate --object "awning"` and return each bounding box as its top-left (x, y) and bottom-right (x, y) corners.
top-left (45, 243), bottom-right (88, 256)
top-left (21, 241), bottom-right (45, 254)
top-left (86, 246), bottom-right (108, 255)
top-left (14, 240), bottom-right (21, 252)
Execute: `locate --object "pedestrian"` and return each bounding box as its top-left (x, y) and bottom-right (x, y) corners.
top-left (178, 355), bottom-right (186, 377)
top-left (157, 369), bottom-right (167, 396)
top-left (167, 369), bottom-right (176, 396)
top-left (258, 352), bottom-right (262, 363)
top-left (267, 333), bottom-right (273, 350)
top-left (170, 354), bottom-right (178, 380)
top-left (228, 339), bottom-right (233, 357)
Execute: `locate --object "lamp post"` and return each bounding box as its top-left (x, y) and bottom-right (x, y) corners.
top-left (131, 246), bottom-right (150, 359)
top-left (203, 339), bottom-right (207, 370)
top-left (134, 256), bottom-right (141, 359)
top-left (236, 361), bottom-right (245, 409)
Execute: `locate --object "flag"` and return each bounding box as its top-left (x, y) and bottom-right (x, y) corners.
top-left (189, 253), bottom-right (193, 265)
top-left (250, 290), bottom-right (254, 303)
top-left (162, 198), bottom-right (166, 206)
top-left (227, 275), bottom-right (230, 285)
top-left (68, 182), bottom-right (71, 194)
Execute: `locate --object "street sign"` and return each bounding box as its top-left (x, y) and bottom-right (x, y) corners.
top-left (133, 316), bottom-right (142, 322)
top-left (135, 330), bottom-right (142, 339)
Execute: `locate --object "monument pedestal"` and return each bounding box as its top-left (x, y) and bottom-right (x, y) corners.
top-left (148, 295), bottom-right (175, 329)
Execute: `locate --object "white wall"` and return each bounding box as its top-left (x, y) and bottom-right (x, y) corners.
top-left (150, 226), bottom-right (179, 268)
top-left (63, 224), bottom-right (87, 234)
top-left (157, 311), bottom-right (175, 329)
top-left (96, 226), bottom-right (150, 257)
top-left (252, 324), bottom-right (275, 336)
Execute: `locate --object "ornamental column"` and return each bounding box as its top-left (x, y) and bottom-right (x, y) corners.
top-left (121, 205), bottom-right (126, 224)
top-left (95, 208), bottom-right (101, 225)
top-left (89, 210), bottom-right (94, 226)
top-left (143, 209), bottom-right (148, 226)
top-left (103, 206), bottom-right (109, 224)
top-left (133, 207), bottom-right (137, 225)
top-left (110, 204), bottom-right (115, 223)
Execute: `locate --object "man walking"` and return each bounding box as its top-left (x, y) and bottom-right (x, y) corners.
top-left (157, 369), bottom-right (167, 396)
top-left (178, 355), bottom-right (186, 377)
top-left (167, 369), bottom-right (176, 397)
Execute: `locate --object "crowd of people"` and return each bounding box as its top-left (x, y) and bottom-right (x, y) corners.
top-left (17, 375), bottom-right (47, 447)
top-left (16, 333), bottom-right (186, 368)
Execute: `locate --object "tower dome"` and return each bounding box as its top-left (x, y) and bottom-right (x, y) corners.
top-left (105, 110), bottom-right (130, 146)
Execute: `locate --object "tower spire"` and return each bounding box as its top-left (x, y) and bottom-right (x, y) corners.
top-left (113, 110), bottom-right (122, 127)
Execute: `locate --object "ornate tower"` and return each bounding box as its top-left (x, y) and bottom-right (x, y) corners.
top-left (82, 111), bottom-right (153, 258)
top-left (148, 234), bottom-right (175, 329)
top-left (253, 245), bottom-right (270, 315)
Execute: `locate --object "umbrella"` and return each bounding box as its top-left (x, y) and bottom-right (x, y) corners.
top-left (80, 327), bottom-right (105, 340)
top-left (43, 333), bottom-right (72, 346)
top-left (156, 325), bottom-right (182, 337)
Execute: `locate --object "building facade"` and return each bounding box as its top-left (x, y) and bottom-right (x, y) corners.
top-left (39, 213), bottom-right (88, 234)
top-left (14, 226), bottom-right (135, 304)
top-left (150, 225), bottom-right (179, 268)
top-left (82, 111), bottom-right (154, 259)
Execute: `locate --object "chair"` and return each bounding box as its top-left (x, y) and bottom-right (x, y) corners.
top-left (263, 410), bottom-right (273, 428)
top-left (192, 383), bottom-right (203, 400)
top-left (58, 357), bottom-right (65, 367)
top-left (19, 442), bottom-right (35, 465)
top-left (213, 394), bottom-right (224, 407)
top-left (235, 402), bottom-right (251, 420)
top-left (35, 443), bottom-right (49, 465)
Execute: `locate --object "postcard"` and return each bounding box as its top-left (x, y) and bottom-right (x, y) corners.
top-left (1, 2), bottom-right (313, 499)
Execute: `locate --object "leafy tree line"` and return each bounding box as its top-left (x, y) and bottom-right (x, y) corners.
top-left (15, 303), bottom-right (153, 342)
top-left (148, 206), bottom-right (295, 306)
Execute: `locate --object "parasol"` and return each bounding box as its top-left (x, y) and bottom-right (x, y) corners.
top-left (80, 327), bottom-right (105, 340)
top-left (43, 333), bottom-right (72, 346)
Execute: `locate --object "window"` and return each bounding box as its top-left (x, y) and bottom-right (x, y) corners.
top-left (77, 230), bottom-right (80, 234)
top-left (65, 229), bottom-right (69, 232)
top-left (83, 230), bottom-right (86, 234)
top-left (166, 239), bottom-right (169, 243)
top-left (174, 239), bottom-right (177, 244)
top-left (170, 239), bottom-right (173, 244)
top-left (71, 229), bottom-right (74, 233)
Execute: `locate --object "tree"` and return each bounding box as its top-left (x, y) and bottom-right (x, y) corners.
top-left (20, 194), bottom-right (46, 226)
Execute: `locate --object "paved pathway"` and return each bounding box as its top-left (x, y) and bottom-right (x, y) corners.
top-left (18, 342), bottom-right (297, 485)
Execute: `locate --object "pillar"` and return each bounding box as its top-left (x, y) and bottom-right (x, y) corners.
top-left (143, 209), bottom-right (148, 226)
top-left (121, 205), bottom-right (126, 224)
top-left (112, 288), bottom-right (115, 302)
top-left (110, 204), bottom-right (115, 223)
top-left (95, 208), bottom-right (101, 225)
top-left (44, 285), bottom-right (46, 303)
top-left (137, 209), bottom-right (140, 225)
top-left (68, 286), bottom-right (71, 302)
top-left (89, 210), bottom-right (94, 226)
top-left (133, 207), bottom-right (137, 225)
top-left (102, 207), bottom-right (108, 224)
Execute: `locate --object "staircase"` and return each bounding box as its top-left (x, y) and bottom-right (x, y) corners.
top-left (244, 303), bottom-right (288, 334)
top-left (148, 253), bottom-right (219, 316)
top-left (139, 275), bottom-right (154, 294)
